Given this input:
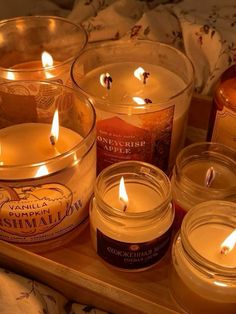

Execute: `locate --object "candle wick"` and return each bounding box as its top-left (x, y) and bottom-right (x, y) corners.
top-left (221, 246), bottom-right (229, 255)
top-left (123, 203), bottom-right (127, 212)
top-left (204, 166), bottom-right (216, 187)
top-left (50, 135), bottom-right (56, 146)
top-left (144, 98), bottom-right (152, 104)
top-left (142, 71), bottom-right (150, 84)
top-left (104, 75), bottom-right (112, 90)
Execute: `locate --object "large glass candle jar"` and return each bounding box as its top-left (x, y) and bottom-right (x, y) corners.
top-left (71, 40), bottom-right (194, 174)
top-left (171, 200), bottom-right (236, 314)
top-left (0, 81), bottom-right (96, 252)
top-left (90, 161), bottom-right (174, 271)
top-left (171, 142), bottom-right (236, 228)
top-left (0, 16), bottom-right (87, 84)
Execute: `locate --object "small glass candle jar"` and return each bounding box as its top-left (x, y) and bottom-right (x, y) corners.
top-left (71, 40), bottom-right (194, 174)
top-left (90, 161), bottom-right (174, 271)
top-left (171, 200), bottom-right (236, 314)
top-left (0, 16), bottom-right (87, 84)
top-left (171, 142), bottom-right (236, 228)
top-left (0, 81), bottom-right (96, 252)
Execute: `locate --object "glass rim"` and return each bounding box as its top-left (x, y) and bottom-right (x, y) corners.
top-left (181, 200), bottom-right (236, 275)
top-left (0, 15), bottom-right (88, 72)
top-left (175, 141), bottom-right (236, 193)
top-left (0, 80), bottom-right (96, 171)
top-left (94, 160), bottom-right (173, 219)
top-left (71, 39), bottom-right (195, 106)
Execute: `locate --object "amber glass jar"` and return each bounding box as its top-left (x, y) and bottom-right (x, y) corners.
top-left (207, 65), bottom-right (236, 149)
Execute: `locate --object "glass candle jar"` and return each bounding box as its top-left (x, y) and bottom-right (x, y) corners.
top-left (71, 40), bottom-right (194, 174)
top-left (171, 142), bottom-right (236, 228)
top-left (90, 161), bottom-right (174, 271)
top-left (207, 65), bottom-right (236, 150)
top-left (0, 81), bottom-right (96, 252)
top-left (0, 16), bottom-right (87, 84)
top-left (171, 200), bottom-right (236, 314)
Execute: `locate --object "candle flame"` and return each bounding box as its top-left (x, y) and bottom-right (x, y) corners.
top-left (204, 166), bottom-right (216, 187)
top-left (134, 67), bottom-right (145, 81)
top-left (119, 176), bottom-right (128, 211)
top-left (41, 51), bottom-right (54, 68)
top-left (50, 109), bottom-right (59, 145)
top-left (133, 96), bottom-right (146, 105)
top-left (35, 165), bottom-right (49, 178)
top-left (220, 229), bottom-right (236, 255)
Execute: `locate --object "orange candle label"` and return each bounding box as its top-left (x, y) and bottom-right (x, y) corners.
top-left (97, 105), bottom-right (174, 173)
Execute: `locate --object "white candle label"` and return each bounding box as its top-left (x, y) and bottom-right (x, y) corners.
top-left (96, 106), bottom-right (174, 173)
top-left (0, 182), bottom-right (90, 243)
top-left (212, 106), bottom-right (236, 149)
top-left (96, 228), bottom-right (172, 269)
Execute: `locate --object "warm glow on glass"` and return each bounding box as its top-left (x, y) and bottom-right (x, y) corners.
top-left (50, 109), bottom-right (59, 145)
top-left (134, 67), bottom-right (145, 81)
top-left (35, 165), bottom-right (49, 178)
top-left (0, 144), bottom-right (3, 166)
top-left (119, 176), bottom-right (128, 211)
top-left (6, 71), bottom-right (15, 80)
top-left (132, 96), bottom-right (146, 105)
top-left (221, 229), bottom-right (236, 255)
top-left (41, 51), bottom-right (54, 68)
top-left (99, 72), bottom-right (111, 88)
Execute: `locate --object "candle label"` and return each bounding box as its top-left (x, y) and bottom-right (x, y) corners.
top-left (96, 228), bottom-right (172, 269)
top-left (0, 182), bottom-right (90, 243)
top-left (212, 106), bottom-right (236, 149)
top-left (96, 106), bottom-right (174, 173)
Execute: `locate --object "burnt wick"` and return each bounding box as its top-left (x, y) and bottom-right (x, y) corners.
top-left (50, 135), bottom-right (56, 146)
top-left (104, 74), bottom-right (112, 90)
top-left (220, 246), bottom-right (229, 255)
top-left (142, 71), bottom-right (150, 84)
top-left (204, 166), bottom-right (216, 187)
top-left (144, 98), bottom-right (152, 104)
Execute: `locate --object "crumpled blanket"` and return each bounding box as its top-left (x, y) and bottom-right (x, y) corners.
top-left (69, 0), bottom-right (236, 95)
top-left (0, 267), bottom-right (107, 314)
top-left (0, 0), bottom-right (235, 94)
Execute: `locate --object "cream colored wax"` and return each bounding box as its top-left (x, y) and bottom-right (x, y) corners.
top-left (103, 182), bottom-right (162, 213)
top-left (0, 123), bottom-right (81, 165)
top-left (189, 224), bottom-right (236, 267)
top-left (183, 160), bottom-right (236, 189)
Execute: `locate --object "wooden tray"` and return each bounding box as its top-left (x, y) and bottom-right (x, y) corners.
top-left (0, 226), bottom-right (184, 314)
top-left (0, 95), bottom-right (211, 314)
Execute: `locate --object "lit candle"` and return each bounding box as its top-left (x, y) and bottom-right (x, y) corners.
top-left (90, 161), bottom-right (174, 271)
top-left (0, 81), bottom-right (96, 251)
top-left (0, 121), bottom-right (80, 165)
top-left (189, 225), bottom-right (236, 267)
top-left (171, 142), bottom-right (236, 229)
top-left (71, 41), bottom-right (194, 174)
top-left (9, 51), bottom-right (60, 81)
top-left (171, 200), bottom-right (236, 314)
top-left (0, 16), bottom-right (87, 85)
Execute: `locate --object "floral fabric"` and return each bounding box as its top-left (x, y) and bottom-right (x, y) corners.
top-left (0, 268), bottom-right (108, 314)
top-left (68, 0), bottom-right (236, 95)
